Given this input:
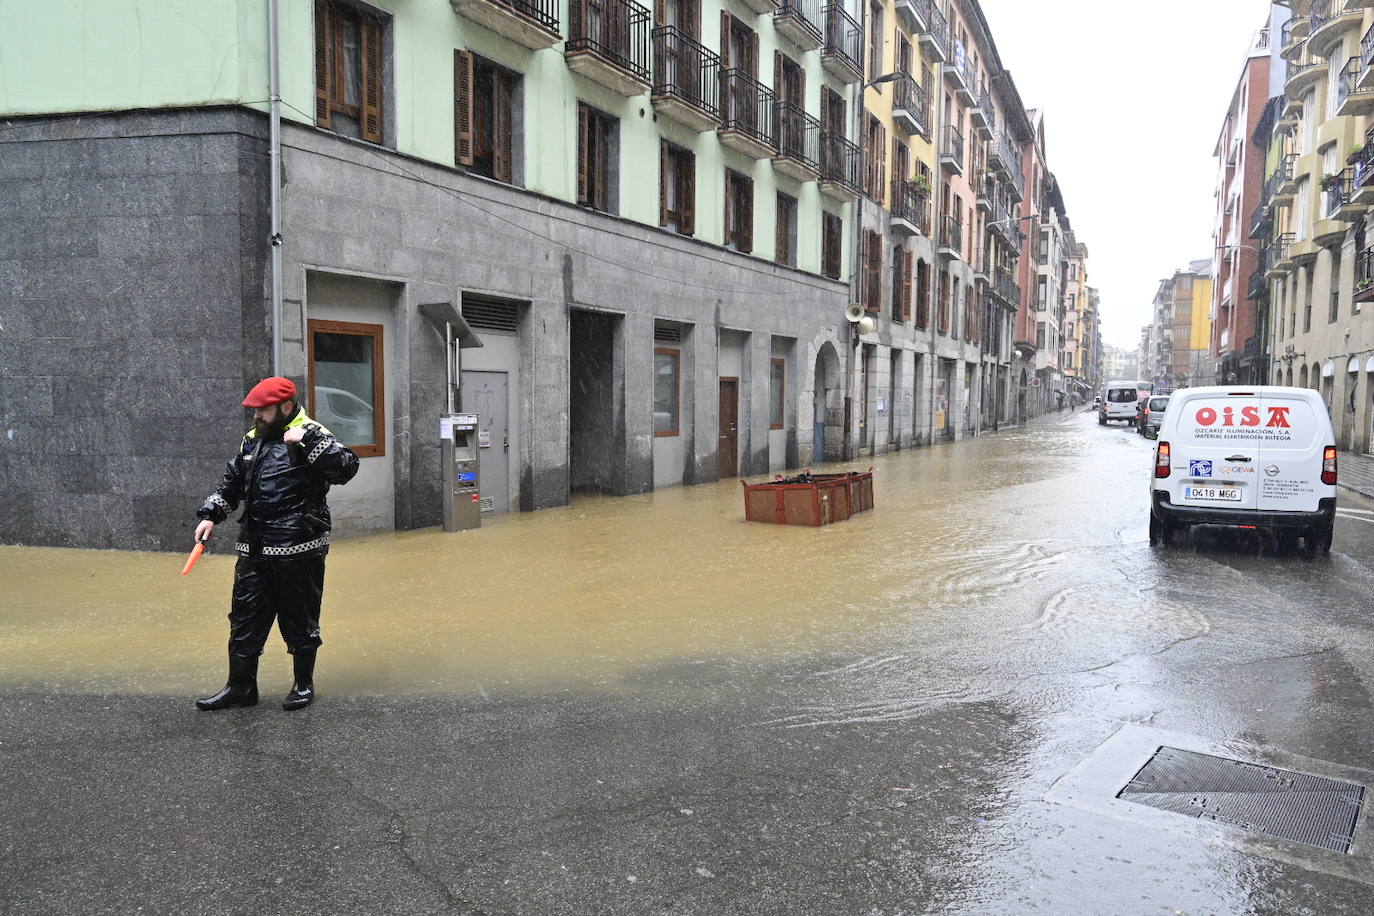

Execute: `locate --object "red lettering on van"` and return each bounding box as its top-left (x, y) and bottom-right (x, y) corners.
top-left (1195, 407), bottom-right (1217, 426)
top-left (1240, 406), bottom-right (1261, 427)
top-left (1222, 406), bottom-right (1235, 427)
top-left (1266, 406), bottom-right (1291, 428)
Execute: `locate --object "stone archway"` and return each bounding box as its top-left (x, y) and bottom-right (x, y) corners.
top-left (813, 340), bottom-right (843, 464)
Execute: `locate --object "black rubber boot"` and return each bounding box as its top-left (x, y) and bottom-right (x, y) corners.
top-left (195, 654), bottom-right (259, 711)
top-left (282, 648), bottom-right (316, 711)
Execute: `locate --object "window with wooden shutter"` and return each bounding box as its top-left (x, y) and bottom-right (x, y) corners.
top-left (316, 1), bottom-right (387, 144)
top-left (915, 259), bottom-right (929, 328)
top-left (901, 251), bottom-right (913, 322)
top-left (360, 16), bottom-right (382, 143)
top-left (577, 103), bottom-right (614, 212)
top-left (862, 229), bottom-right (881, 312)
top-left (315, 1), bottom-right (332, 128)
top-left (661, 143), bottom-right (694, 236)
top-left (776, 192), bottom-right (796, 266)
top-left (890, 244), bottom-right (903, 319)
top-left (822, 212), bottom-right (842, 280)
top-left (725, 169), bottom-right (752, 253)
top-left (454, 50), bottom-right (473, 166)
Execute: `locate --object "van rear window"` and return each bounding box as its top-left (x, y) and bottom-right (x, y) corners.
top-left (1107, 389), bottom-right (1136, 403)
top-left (1175, 397), bottom-right (1313, 445)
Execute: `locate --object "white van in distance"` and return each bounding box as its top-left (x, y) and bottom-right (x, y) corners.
top-left (1149, 386), bottom-right (1336, 553)
top-left (1101, 380), bottom-right (1149, 426)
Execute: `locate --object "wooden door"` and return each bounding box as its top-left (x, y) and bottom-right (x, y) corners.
top-left (719, 378), bottom-right (739, 478)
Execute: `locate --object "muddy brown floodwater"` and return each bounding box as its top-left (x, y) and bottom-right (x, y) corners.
top-left (1, 419), bottom-right (1100, 698)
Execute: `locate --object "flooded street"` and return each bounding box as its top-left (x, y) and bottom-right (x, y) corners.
top-left (5, 411), bottom-right (1374, 914)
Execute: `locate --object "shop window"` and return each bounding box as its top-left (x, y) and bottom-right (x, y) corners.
top-left (308, 319), bottom-right (385, 457)
top-left (654, 348), bottom-right (680, 436)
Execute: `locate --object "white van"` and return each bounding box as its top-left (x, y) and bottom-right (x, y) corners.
top-left (1148, 386), bottom-right (1336, 553)
top-left (1101, 380), bottom-right (1148, 426)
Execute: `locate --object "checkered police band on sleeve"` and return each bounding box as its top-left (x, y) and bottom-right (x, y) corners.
top-left (242, 377), bottom-right (297, 408)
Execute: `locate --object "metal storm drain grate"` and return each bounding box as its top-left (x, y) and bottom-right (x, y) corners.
top-left (1118, 747), bottom-right (1365, 853)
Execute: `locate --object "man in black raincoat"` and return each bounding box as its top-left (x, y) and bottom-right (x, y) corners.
top-left (193, 376), bottom-right (360, 711)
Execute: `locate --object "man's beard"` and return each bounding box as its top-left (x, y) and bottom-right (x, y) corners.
top-left (254, 407), bottom-right (291, 438)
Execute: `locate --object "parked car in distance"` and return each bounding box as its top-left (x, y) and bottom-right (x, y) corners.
top-left (1148, 385), bottom-right (1336, 554)
top-left (1138, 395), bottom-right (1169, 438)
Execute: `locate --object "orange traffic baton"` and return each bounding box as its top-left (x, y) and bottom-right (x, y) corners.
top-left (181, 540), bottom-right (207, 576)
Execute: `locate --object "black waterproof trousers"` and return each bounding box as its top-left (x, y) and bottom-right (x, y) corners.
top-left (227, 554), bottom-right (326, 658)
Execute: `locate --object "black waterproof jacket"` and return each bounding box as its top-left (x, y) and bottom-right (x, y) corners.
top-left (197, 407), bottom-right (360, 558)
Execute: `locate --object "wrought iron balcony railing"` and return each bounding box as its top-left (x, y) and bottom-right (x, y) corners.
top-left (941, 214), bottom-right (962, 257)
top-left (1356, 128), bottom-right (1374, 192)
top-left (486, 0), bottom-right (560, 33)
top-left (652, 26), bottom-right (720, 118)
top-left (1249, 199), bottom-right (1272, 241)
top-left (1270, 152), bottom-right (1296, 189)
top-left (775, 0), bottom-right (823, 46)
top-left (1356, 246), bottom-right (1374, 301)
top-left (993, 268), bottom-right (1020, 305)
top-left (1310, 0), bottom-right (1332, 37)
top-left (1271, 232), bottom-right (1295, 265)
top-left (942, 123), bottom-right (964, 166)
top-left (892, 72), bottom-right (928, 129)
top-left (1248, 268), bottom-right (1267, 301)
top-left (568, 0), bottom-right (651, 82)
top-left (916, 0), bottom-right (947, 55)
top-left (822, 4), bottom-right (862, 76)
top-left (720, 68), bottom-right (776, 148)
top-left (1337, 56), bottom-right (1360, 111)
top-left (1323, 167), bottom-right (1352, 216)
top-left (819, 130), bottom-right (860, 190)
top-left (775, 101), bottom-right (820, 171)
top-left (891, 178), bottom-right (930, 234)
top-left (1287, 53), bottom-right (1318, 84)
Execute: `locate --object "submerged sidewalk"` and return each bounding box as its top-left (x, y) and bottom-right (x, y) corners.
top-left (1340, 450), bottom-right (1374, 499)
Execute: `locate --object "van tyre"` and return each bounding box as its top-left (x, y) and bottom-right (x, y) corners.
top-left (1149, 513), bottom-right (1170, 546)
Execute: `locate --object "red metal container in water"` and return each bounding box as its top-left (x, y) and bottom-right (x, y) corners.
top-left (741, 468), bottom-right (875, 526)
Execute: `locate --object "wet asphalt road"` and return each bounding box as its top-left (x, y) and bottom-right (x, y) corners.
top-left (4, 410), bottom-right (1374, 915)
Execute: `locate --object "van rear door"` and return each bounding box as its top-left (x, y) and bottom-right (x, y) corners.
top-left (1167, 392), bottom-right (1260, 511)
top-left (1256, 391), bottom-right (1326, 512)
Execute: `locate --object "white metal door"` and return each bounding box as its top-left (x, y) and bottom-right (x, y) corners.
top-left (462, 370), bottom-right (509, 513)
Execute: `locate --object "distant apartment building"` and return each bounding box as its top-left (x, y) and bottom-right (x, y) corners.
top-left (1148, 261), bottom-right (1214, 389)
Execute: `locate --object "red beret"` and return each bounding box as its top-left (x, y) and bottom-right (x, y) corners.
top-left (242, 376), bottom-right (297, 408)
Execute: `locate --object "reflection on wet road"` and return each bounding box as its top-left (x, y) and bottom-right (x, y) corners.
top-left (4, 411), bottom-right (1374, 914)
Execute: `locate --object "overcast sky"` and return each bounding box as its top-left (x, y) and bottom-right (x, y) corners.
top-left (978, 0), bottom-right (1270, 352)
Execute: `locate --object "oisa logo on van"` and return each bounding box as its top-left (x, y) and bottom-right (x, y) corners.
top-left (1193, 405), bottom-right (1291, 428)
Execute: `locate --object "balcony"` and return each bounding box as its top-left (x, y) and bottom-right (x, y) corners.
top-left (1248, 267), bottom-right (1268, 301)
top-left (987, 130), bottom-right (1020, 178)
top-left (566, 0), bottom-right (652, 95)
top-left (718, 70), bottom-right (776, 158)
top-left (1267, 232), bottom-right (1296, 277)
top-left (737, 0), bottom-right (780, 13)
top-left (772, 102), bottom-right (820, 181)
top-left (1280, 17), bottom-right (1309, 60)
top-left (1356, 246), bottom-right (1374, 304)
top-left (969, 83), bottom-right (991, 136)
top-left (651, 27), bottom-right (720, 131)
top-left (917, 0), bottom-right (948, 63)
top-left (1353, 133), bottom-right (1374, 203)
top-left (944, 41), bottom-right (976, 104)
top-left (1249, 198), bottom-right (1273, 241)
top-left (1273, 153), bottom-right (1299, 199)
top-left (1308, 0), bottom-right (1363, 59)
top-left (821, 5), bottom-right (863, 83)
top-left (1336, 56), bottom-right (1374, 118)
top-left (819, 131), bottom-right (860, 201)
top-left (450, 0), bottom-right (560, 49)
top-left (939, 124), bottom-right (964, 175)
top-left (974, 170), bottom-right (992, 212)
top-left (938, 214), bottom-right (962, 260)
top-left (890, 179), bottom-right (930, 237)
top-left (891, 73), bottom-right (929, 136)
top-left (1361, 23), bottom-right (1374, 88)
top-left (773, 0), bottom-right (823, 52)
top-left (991, 268), bottom-right (1020, 307)
top-left (1286, 51), bottom-right (1323, 94)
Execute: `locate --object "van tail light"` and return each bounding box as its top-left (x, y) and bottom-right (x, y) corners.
top-left (1322, 446), bottom-right (1337, 485)
top-left (1155, 441), bottom-right (1171, 478)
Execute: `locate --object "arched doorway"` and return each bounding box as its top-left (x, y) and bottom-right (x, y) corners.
top-left (813, 341), bottom-right (843, 463)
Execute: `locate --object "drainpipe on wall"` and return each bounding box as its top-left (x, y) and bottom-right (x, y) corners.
top-left (268, 0), bottom-right (285, 376)
top-left (846, 9), bottom-right (866, 464)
